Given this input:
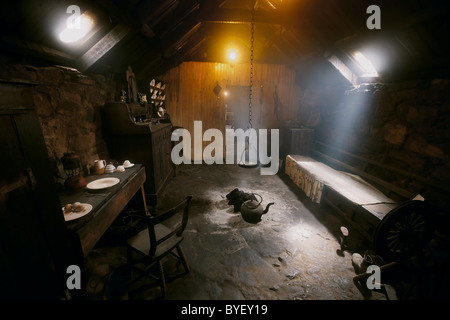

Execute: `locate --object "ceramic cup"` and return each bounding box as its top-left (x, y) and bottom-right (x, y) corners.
top-left (123, 160), bottom-right (131, 167)
top-left (116, 165), bottom-right (125, 172)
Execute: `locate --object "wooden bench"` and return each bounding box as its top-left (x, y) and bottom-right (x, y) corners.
top-left (285, 154), bottom-right (399, 241)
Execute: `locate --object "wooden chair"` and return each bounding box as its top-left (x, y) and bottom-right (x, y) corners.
top-left (126, 195), bottom-right (192, 298)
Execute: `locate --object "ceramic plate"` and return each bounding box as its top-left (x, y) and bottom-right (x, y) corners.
top-left (123, 163), bottom-right (135, 168)
top-left (62, 203), bottom-right (93, 222)
top-left (86, 177), bottom-right (120, 190)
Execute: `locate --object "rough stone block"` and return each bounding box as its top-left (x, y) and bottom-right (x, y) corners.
top-left (382, 121), bottom-right (407, 145)
top-left (36, 67), bottom-right (64, 85)
top-left (404, 134), bottom-right (444, 159)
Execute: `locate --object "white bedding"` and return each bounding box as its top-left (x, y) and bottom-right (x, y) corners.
top-left (285, 155), bottom-right (397, 220)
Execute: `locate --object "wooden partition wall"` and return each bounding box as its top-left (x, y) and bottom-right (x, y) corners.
top-left (160, 61), bottom-right (301, 161)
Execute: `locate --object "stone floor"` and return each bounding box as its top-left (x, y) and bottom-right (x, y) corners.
top-left (83, 163), bottom-right (384, 300)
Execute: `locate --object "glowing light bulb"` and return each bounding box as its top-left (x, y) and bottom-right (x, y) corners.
top-left (228, 50), bottom-right (238, 62)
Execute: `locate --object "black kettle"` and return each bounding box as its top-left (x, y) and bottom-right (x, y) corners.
top-left (240, 193), bottom-right (274, 223)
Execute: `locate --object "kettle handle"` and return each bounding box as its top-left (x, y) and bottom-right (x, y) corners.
top-left (251, 193), bottom-right (263, 206)
top-left (246, 193), bottom-right (263, 209)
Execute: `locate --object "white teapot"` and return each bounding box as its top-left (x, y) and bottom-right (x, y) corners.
top-left (104, 163), bottom-right (115, 174)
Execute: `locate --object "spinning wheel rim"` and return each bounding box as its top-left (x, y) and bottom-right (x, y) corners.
top-left (373, 200), bottom-right (434, 262)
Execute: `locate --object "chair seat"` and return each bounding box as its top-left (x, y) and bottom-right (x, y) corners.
top-left (126, 195), bottom-right (192, 298)
top-left (127, 224), bottom-right (184, 258)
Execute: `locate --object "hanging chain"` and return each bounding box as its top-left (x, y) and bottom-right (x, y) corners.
top-left (248, 0), bottom-right (255, 129)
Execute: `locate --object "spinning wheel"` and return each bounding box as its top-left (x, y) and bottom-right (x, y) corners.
top-left (373, 200), bottom-right (435, 262)
top-left (354, 200), bottom-right (441, 299)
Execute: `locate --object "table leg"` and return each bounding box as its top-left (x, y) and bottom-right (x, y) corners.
top-left (140, 185), bottom-right (150, 216)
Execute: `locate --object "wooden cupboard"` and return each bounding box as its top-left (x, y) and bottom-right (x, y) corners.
top-left (101, 102), bottom-right (173, 208)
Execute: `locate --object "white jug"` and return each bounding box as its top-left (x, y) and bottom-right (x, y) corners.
top-left (94, 160), bottom-right (106, 175)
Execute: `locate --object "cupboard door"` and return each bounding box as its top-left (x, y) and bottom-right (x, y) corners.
top-left (151, 126), bottom-right (173, 193)
top-left (162, 127), bottom-right (173, 179)
top-left (152, 130), bottom-right (163, 189)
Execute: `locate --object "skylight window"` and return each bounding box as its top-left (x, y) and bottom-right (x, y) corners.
top-left (59, 11), bottom-right (94, 43)
top-left (352, 51), bottom-right (378, 78)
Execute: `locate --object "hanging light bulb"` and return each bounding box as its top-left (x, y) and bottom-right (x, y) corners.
top-left (227, 49), bottom-right (238, 62)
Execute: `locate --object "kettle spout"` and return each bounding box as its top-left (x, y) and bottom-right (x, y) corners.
top-left (262, 202), bottom-right (275, 214)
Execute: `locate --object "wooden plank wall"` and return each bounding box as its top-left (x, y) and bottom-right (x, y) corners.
top-left (161, 61), bottom-right (301, 160)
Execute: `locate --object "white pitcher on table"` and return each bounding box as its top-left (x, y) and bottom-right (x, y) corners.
top-left (94, 160), bottom-right (106, 175)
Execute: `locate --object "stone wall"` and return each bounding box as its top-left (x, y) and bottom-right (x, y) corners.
top-left (0, 63), bottom-right (116, 182)
top-left (297, 76), bottom-right (450, 207)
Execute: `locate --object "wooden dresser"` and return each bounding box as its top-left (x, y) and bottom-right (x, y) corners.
top-left (101, 102), bottom-right (173, 208)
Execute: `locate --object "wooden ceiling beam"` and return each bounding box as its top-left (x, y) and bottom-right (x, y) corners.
top-left (157, 3), bottom-right (204, 56)
top-left (174, 36), bottom-right (206, 64)
top-left (202, 8), bottom-right (297, 25)
top-left (135, 0), bottom-right (178, 26)
top-left (1, 36), bottom-right (76, 66)
top-left (95, 0), bottom-right (138, 27)
top-left (162, 22), bottom-right (202, 59)
top-left (77, 23), bottom-right (131, 72)
top-left (154, 1), bottom-right (201, 39)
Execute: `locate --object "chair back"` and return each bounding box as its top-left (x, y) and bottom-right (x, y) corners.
top-left (147, 196), bottom-right (192, 256)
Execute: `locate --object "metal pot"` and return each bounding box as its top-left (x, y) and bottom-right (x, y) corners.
top-left (64, 175), bottom-right (86, 191)
top-left (61, 152), bottom-right (86, 191)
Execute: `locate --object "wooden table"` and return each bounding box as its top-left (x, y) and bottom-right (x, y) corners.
top-left (60, 164), bottom-right (147, 256)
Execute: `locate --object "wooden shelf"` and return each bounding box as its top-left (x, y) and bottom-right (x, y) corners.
top-left (149, 78), bottom-right (166, 109)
